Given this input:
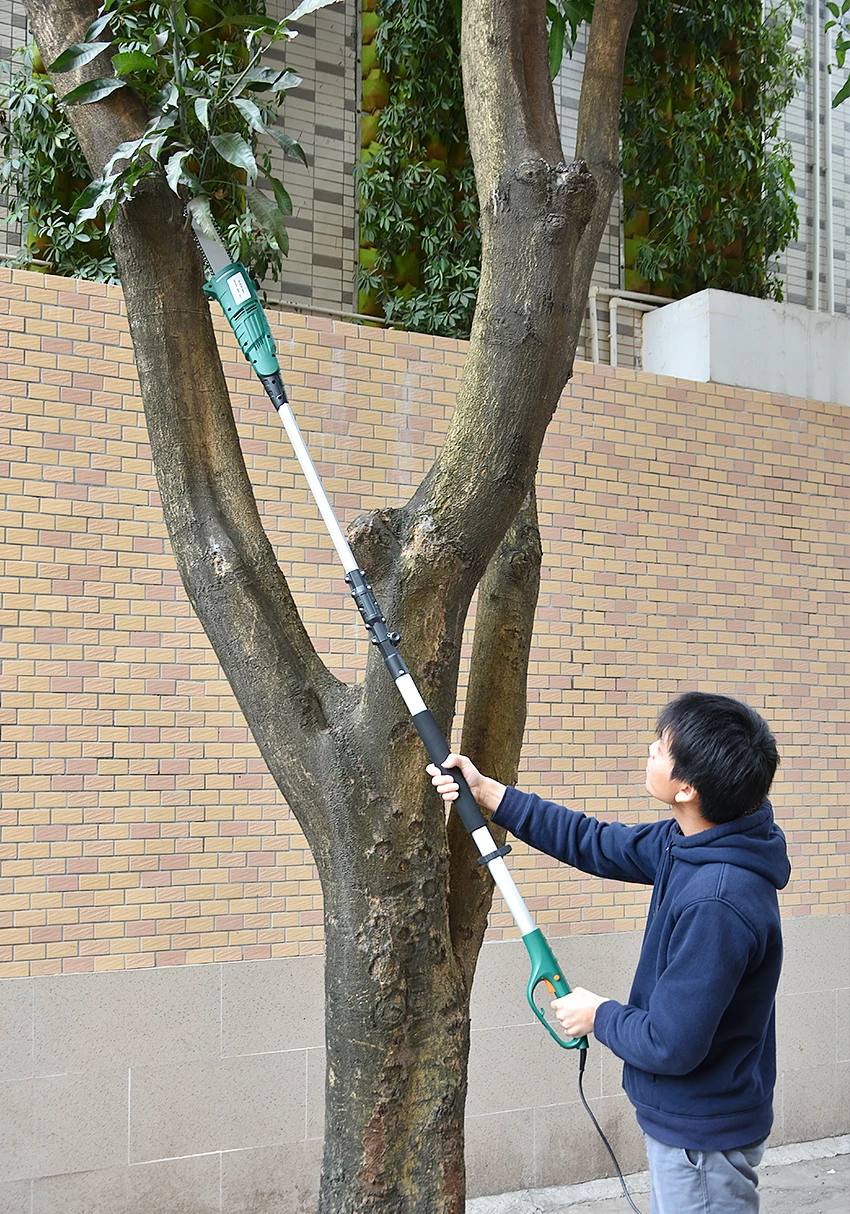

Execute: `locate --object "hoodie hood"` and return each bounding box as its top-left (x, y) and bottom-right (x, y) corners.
top-left (671, 798), bottom-right (790, 889)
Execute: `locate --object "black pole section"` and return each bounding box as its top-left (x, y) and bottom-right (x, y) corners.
top-left (261, 372), bottom-right (289, 409)
top-left (344, 569), bottom-right (406, 678)
top-left (411, 710), bottom-right (489, 835)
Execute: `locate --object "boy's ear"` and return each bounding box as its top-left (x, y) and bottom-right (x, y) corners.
top-left (674, 782), bottom-right (698, 805)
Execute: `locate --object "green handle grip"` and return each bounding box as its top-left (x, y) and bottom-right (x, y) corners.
top-left (202, 262), bottom-right (280, 378)
top-left (523, 928), bottom-right (588, 1051)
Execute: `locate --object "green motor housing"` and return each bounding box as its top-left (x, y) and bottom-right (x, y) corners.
top-left (202, 262), bottom-right (280, 378)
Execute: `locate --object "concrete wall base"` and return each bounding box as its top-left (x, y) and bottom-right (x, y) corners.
top-left (0, 915), bottom-right (846, 1210)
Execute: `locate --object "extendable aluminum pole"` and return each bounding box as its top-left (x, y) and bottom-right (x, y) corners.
top-left (193, 220), bottom-right (586, 1049)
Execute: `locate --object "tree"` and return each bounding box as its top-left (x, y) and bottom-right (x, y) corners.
top-left (22, 0), bottom-right (637, 1209)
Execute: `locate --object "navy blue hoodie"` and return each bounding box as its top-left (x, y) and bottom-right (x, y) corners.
top-left (493, 788), bottom-right (791, 1150)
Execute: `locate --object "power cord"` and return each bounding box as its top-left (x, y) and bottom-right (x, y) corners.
top-left (578, 1048), bottom-right (645, 1214)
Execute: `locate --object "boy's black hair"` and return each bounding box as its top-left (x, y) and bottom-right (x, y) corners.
top-left (657, 692), bottom-right (779, 824)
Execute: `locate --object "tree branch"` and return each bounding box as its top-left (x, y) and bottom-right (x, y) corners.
top-left (448, 489), bottom-right (542, 991)
top-left (570, 0), bottom-right (640, 335)
top-left (375, 0), bottom-right (592, 726)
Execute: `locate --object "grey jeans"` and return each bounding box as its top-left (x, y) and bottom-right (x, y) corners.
top-left (644, 1131), bottom-right (767, 1214)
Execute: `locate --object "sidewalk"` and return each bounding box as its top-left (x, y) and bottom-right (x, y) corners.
top-left (467, 1135), bottom-right (849, 1214)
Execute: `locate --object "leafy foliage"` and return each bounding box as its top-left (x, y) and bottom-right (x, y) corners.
top-left (0, 43), bottom-right (117, 279)
top-left (620, 0), bottom-right (804, 301)
top-left (826, 0), bottom-right (850, 106)
top-left (547, 1), bottom-right (595, 78)
top-left (356, 0), bottom-right (479, 337)
top-left (0, 0), bottom-right (339, 282)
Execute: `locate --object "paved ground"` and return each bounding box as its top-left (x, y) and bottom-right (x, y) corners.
top-left (467, 1135), bottom-right (849, 1214)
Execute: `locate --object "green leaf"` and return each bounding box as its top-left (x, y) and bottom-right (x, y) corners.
top-left (240, 66), bottom-right (301, 92)
top-left (242, 184), bottom-right (290, 255)
top-left (61, 76), bottom-right (125, 105)
top-left (232, 97), bottom-right (265, 131)
top-left (84, 14), bottom-right (113, 41)
top-left (165, 149), bottom-right (193, 194)
top-left (47, 41), bottom-right (112, 74)
top-left (210, 132), bottom-right (258, 179)
top-left (267, 70), bottom-right (302, 93)
top-left (267, 126), bottom-right (308, 166)
top-left (158, 82), bottom-right (179, 111)
top-left (194, 97), bottom-right (211, 129)
top-left (73, 177), bottom-right (118, 221)
top-left (833, 74), bottom-right (850, 106)
top-left (548, 8), bottom-right (566, 80)
top-left (266, 175), bottom-right (293, 215)
top-left (147, 124), bottom-right (175, 161)
top-left (112, 51), bottom-right (159, 75)
top-left (148, 30), bottom-right (169, 55)
top-left (285, 0), bottom-right (343, 24)
top-left (71, 178), bottom-right (107, 216)
top-left (102, 136), bottom-right (143, 176)
top-left (187, 195), bottom-right (220, 244)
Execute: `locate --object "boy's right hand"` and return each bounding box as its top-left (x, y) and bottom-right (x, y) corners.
top-left (426, 753), bottom-right (507, 815)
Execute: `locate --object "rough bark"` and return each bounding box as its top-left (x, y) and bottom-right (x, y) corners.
top-left (570, 0), bottom-right (642, 338)
top-left (24, 0), bottom-right (637, 1209)
top-left (448, 490), bottom-right (543, 993)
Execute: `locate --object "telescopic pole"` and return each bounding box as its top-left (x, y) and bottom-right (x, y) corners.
top-left (195, 237), bottom-right (586, 1051)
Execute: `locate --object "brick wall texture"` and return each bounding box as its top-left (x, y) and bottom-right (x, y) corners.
top-left (1, 267), bottom-right (847, 979)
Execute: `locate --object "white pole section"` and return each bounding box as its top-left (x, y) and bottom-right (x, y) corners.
top-left (471, 826), bottom-right (536, 935)
top-left (275, 397), bottom-right (360, 575)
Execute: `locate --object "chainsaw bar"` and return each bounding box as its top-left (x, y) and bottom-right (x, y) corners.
top-left (191, 216), bottom-right (231, 276)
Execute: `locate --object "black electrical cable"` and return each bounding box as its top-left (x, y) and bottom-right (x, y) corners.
top-left (578, 1049), bottom-right (645, 1214)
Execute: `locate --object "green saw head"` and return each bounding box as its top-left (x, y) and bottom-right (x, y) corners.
top-left (202, 262), bottom-right (280, 378)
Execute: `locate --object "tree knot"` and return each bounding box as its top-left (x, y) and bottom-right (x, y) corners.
top-left (555, 158), bottom-right (597, 221)
top-left (348, 508), bottom-right (402, 582)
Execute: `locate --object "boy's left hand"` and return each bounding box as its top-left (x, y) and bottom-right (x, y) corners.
top-left (551, 987), bottom-right (609, 1037)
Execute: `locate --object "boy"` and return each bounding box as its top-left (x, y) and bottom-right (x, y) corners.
top-left (428, 692), bottom-right (788, 1214)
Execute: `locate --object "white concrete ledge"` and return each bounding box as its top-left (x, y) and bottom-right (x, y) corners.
top-left (642, 289), bottom-right (850, 406)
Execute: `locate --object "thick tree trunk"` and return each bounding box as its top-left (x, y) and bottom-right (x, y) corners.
top-left (24, 0), bottom-right (636, 1209)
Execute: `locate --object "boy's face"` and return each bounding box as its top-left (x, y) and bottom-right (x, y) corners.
top-left (646, 729), bottom-right (712, 834)
top-left (645, 731), bottom-right (684, 806)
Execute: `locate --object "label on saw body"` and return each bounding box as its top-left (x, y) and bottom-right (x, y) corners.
top-left (228, 272), bottom-right (251, 305)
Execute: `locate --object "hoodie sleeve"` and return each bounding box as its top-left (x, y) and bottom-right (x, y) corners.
top-left (492, 787), bottom-right (668, 884)
top-left (594, 898), bottom-right (757, 1074)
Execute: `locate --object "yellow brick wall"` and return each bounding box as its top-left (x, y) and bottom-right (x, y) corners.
top-left (1, 269), bottom-right (847, 977)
